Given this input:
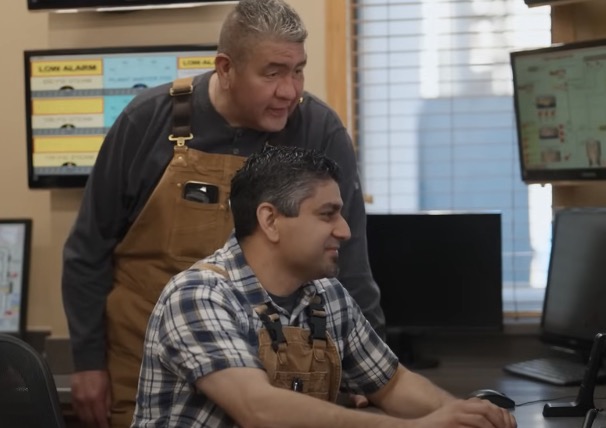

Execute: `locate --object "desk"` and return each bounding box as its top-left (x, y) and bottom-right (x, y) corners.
top-left (53, 374), bottom-right (71, 404)
top-left (53, 333), bottom-right (605, 427)
top-left (409, 333), bottom-right (606, 427)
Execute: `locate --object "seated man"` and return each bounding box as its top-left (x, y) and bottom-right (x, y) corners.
top-left (132, 146), bottom-right (516, 428)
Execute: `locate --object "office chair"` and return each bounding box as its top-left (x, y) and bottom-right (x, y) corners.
top-left (0, 333), bottom-right (66, 428)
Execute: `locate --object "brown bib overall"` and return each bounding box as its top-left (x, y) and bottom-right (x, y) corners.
top-left (193, 263), bottom-right (343, 403)
top-left (255, 296), bottom-right (342, 402)
top-left (105, 78), bottom-right (246, 427)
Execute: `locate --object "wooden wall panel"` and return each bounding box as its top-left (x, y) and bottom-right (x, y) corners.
top-left (551, 1), bottom-right (606, 207)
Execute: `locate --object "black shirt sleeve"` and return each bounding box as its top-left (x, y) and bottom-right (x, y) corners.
top-left (61, 97), bottom-right (169, 370)
top-left (323, 127), bottom-right (386, 339)
top-left (62, 116), bottom-right (130, 371)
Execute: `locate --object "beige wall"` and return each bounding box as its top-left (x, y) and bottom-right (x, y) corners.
top-left (0, 1), bottom-right (327, 337)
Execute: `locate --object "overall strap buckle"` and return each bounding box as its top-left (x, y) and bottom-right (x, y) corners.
top-left (307, 294), bottom-right (327, 342)
top-left (169, 76), bottom-right (195, 147)
top-left (254, 303), bottom-right (286, 352)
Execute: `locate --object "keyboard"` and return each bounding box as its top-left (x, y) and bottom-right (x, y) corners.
top-left (503, 357), bottom-right (606, 386)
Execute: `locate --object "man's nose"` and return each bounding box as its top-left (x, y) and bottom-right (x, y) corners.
top-left (334, 215), bottom-right (351, 241)
top-left (276, 75), bottom-right (298, 100)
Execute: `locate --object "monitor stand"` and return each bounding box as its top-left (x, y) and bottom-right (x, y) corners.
top-left (547, 344), bottom-right (590, 363)
top-left (386, 331), bottom-right (440, 370)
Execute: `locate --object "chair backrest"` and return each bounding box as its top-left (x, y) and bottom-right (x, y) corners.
top-left (0, 334), bottom-right (66, 428)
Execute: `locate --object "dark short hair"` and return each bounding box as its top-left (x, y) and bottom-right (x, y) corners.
top-left (230, 146), bottom-right (341, 240)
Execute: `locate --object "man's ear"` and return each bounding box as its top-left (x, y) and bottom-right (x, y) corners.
top-left (214, 53), bottom-right (233, 89)
top-left (257, 202), bottom-right (280, 243)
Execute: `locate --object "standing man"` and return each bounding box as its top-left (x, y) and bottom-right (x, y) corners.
top-left (132, 145), bottom-right (516, 428)
top-left (62, 1), bottom-right (385, 427)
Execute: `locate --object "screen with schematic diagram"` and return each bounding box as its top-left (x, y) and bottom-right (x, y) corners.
top-left (511, 38), bottom-right (606, 183)
top-left (0, 220), bottom-right (32, 335)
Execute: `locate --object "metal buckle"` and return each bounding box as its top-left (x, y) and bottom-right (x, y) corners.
top-left (168, 133), bottom-right (193, 147)
top-left (169, 84), bottom-right (193, 96)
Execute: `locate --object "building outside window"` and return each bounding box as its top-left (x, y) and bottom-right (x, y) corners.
top-left (352, 0), bottom-right (552, 314)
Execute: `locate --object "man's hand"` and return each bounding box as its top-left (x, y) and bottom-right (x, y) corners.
top-left (348, 394), bottom-right (369, 408)
top-left (71, 370), bottom-right (112, 428)
top-left (415, 398), bottom-right (516, 428)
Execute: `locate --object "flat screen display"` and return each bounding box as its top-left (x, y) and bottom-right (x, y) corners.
top-left (524, 0), bottom-right (588, 6)
top-left (540, 208), bottom-right (606, 354)
top-left (511, 38), bottom-right (606, 183)
top-left (27, 0), bottom-right (233, 12)
top-left (23, 45), bottom-right (217, 188)
top-left (0, 220), bottom-right (32, 335)
top-left (366, 212), bottom-right (503, 333)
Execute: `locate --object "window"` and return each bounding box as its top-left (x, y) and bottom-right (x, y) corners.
top-left (352, 0), bottom-right (552, 315)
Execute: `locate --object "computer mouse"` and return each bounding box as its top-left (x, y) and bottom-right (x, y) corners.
top-left (468, 388), bottom-right (516, 409)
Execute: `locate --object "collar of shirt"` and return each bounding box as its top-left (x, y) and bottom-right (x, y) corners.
top-left (213, 233), bottom-right (326, 320)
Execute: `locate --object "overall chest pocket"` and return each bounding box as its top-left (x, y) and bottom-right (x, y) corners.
top-left (272, 370), bottom-right (330, 401)
top-left (168, 196), bottom-right (233, 262)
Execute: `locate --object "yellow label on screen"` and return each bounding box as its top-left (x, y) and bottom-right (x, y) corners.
top-left (31, 60), bottom-right (103, 77)
top-left (34, 135), bottom-right (104, 153)
top-left (33, 98), bottom-right (104, 115)
top-left (178, 56), bottom-right (215, 69)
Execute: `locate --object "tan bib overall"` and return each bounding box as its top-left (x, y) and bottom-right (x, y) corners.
top-left (255, 296), bottom-right (342, 402)
top-left (192, 264), bottom-right (343, 404)
top-left (105, 78), bottom-right (245, 427)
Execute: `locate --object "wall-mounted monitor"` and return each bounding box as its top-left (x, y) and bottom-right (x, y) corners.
top-left (24, 44), bottom-right (218, 188)
top-left (27, 0), bottom-right (235, 13)
top-left (511, 38), bottom-right (606, 183)
top-left (524, 0), bottom-right (591, 7)
top-left (0, 219), bottom-right (32, 336)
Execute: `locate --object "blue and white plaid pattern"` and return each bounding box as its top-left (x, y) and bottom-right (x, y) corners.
top-left (131, 234), bottom-right (399, 427)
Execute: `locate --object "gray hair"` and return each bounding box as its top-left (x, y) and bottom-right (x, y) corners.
top-left (218, 0), bottom-right (308, 63)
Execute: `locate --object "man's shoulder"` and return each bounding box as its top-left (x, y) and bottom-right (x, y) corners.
top-left (179, 252), bottom-right (231, 286)
top-left (121, 72), bottom-right (209, 118)
top-left (275, 92), bottom-right (349, 150)
top-left (123, 81), bottom-right (173, 114)
top-left (298, 92), bottom-right (343, 124)
top-left (165, 239), bottom-right (241, 292)
top-left (159, 257), bottom-right (231, 302)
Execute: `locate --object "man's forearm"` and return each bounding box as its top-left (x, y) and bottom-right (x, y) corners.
top-left (370, 365), bottom-right (455, 419)
top-left (198, 367), bottom-right (415, 428)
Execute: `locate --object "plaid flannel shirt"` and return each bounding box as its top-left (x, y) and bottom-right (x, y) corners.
top-left (132, 235), bottom-right (398, 427)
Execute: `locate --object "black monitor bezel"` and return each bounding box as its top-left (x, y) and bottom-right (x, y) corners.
top-left (511, 37), bottom-right (606, 184)
top-left (0, 219), bottom-right (32, 336)
top-left (23, 44), bottom-right (218, 189)
top-left (524, 0), bottom-right (585, 6)
top-left (27, 0), bottom-right (229, 11)
top-left (538, 208), bottom-right (606, 356)
top-left (366, 212), bottom-right (504, 334)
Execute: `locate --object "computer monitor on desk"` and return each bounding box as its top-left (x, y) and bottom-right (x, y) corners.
top-left (504, 208), bottom-right (606, 385)
top-left (540, 208), bottom-right (606, 351)
top-left (365, 212), bottom-right (503, 368)
top-left (0, 219), bottom-right (32, 336)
